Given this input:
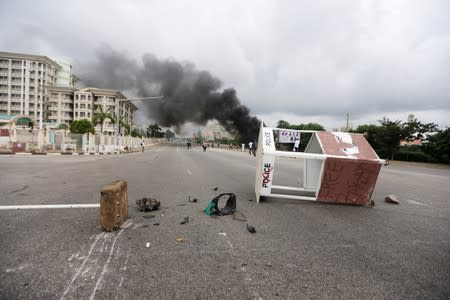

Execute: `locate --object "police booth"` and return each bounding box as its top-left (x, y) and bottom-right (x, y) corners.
top-left (254, 124), bottom-right (385, 205)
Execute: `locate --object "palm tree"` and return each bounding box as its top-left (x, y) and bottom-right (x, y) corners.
top-left (92, 106), bottom-right (114, 134)
top-left (112, 113), bottom-right (131, 136)
top-left (122, 119), bottom-right (132, 136)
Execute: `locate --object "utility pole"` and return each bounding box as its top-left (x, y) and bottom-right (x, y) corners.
top-left (346, 112), bottom-right (350, 132)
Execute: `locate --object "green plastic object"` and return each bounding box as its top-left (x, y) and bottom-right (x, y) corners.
top-left (203, 201), bottom-right (217, 216)
top-left (203, 193), bottom-right (236, 216)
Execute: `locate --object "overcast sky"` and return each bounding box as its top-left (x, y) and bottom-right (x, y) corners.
top-left (1, 0), bottom-right (449, 130)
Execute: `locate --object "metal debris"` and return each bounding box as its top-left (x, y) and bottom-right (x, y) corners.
top-left (136, 197), bottom-right (161, 211)
top-left (203, 193), bottom-right (236, 216)
top-left (176, 237), bottom-right (184, 242)
top-left (232, 211), bottom-right (247, 222)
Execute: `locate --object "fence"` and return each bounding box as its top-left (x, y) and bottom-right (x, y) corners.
top-left (0, 127), bottom-right (164, 153)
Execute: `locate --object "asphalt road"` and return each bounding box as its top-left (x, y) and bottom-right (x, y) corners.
top-left (0, 144), bottom-right (449, 299)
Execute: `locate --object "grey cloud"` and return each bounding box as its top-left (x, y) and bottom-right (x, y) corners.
top-left (0, 0), bottom-right (449, 128)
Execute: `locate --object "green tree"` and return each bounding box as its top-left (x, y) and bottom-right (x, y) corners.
top-left (376, 119), bottom-right (404, 160)
top-left (165, 129), bottom-right (175, 139)
top-left (112, 114), bottom-right (132, 136)
top-left (122, 120), bottom-right (132, 136)
top-left (276, 120), bottom-right (325, 131)
top-left (70, 119), bottom-right (95, 134)
top-left (92, 106), bottom-right (115, 134)
top-left (276, 120), bottom-right (291, 128)
top-left (422, 128), bottom-right (450, 163)
top-left (146, 123), bottom-right (164, 138)
top-left (355, 124), bottom-right (382, 152)
top-left (131, 128), bottom-right (142, 138)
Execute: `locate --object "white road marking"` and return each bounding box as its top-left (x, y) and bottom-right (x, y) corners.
top-left (407, 199), bottom-right (429, 207)
top-left (187, 169), bottom-right (192, 175)
top-left (0, 204), bottom-right (99, 210)
top-left (5, 265), bottom-right (26, 273)
top-left (60, 233), bottom-right (105, 300)
top-left (89, 226), bottom-right (127, 300)
top-left (217, 232), bottom-right (233, 249)
top-left (227, 240), bottom-right (233, 249)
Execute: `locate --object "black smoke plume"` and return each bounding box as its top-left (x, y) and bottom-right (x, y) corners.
top-left (80, 46), bottom-right (260, 142)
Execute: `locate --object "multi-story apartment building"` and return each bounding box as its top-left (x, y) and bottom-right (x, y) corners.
top-left (47, 59), bottom-right (78, 126)
top-left (0, 51), bottom-right (61, 127)
top-left (0, 52), bottom-right (137, 134)
top-left (47, 86), bottom-right (76, 126)
top-left (74, 88), bottom-right (137, 135)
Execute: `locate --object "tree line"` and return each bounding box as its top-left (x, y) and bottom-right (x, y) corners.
top-left (276, 119), bottom-right (449, 164)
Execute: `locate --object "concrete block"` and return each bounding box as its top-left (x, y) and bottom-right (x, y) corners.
top-left (100, 180), bottom-right (128, 231)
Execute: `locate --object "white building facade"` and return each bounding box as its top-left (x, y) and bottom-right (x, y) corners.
top-left (0, 52), bottom-right (137, 134)
top-left (0, 51), bottom-right (61, 127)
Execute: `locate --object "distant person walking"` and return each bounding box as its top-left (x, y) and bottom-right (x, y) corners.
top-left (186, 141), bottom-right (191, 150)
top-left (202, 142), bottom-right (207, 152)
top-left (293, 138), bottom-right (300, 152)
top-left (248, 142), bottom-right (253, 155)
top-left (140, 141), bottom-right (145, 152)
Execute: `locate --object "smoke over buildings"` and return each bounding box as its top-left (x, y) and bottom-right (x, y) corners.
top-left (80, 47), bottom-right (260, 142)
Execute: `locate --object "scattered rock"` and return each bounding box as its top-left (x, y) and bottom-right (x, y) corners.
top-left (153, 223), bottom-right (160, 226)
top-left (212, 187), bottom-right (218, 191)
top-left (180, 217), bottom-right (189, 225)
top-left (176, 237), bottom-right (184, 242)
top-left (188, 196), bottom-right (198, 203)
top-left (247, 224), bottom-right (256, 234)
top-left (385, 194), bottom-right (399, 204)
top-left (142, 215), bottom-right (155, 219)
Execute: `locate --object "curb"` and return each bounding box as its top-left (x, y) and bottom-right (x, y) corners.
top-left (1, 144), bottom-right (161, 156)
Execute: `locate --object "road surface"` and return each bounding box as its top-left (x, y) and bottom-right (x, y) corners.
top-left (0, 145), bottom-right (449, 299)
